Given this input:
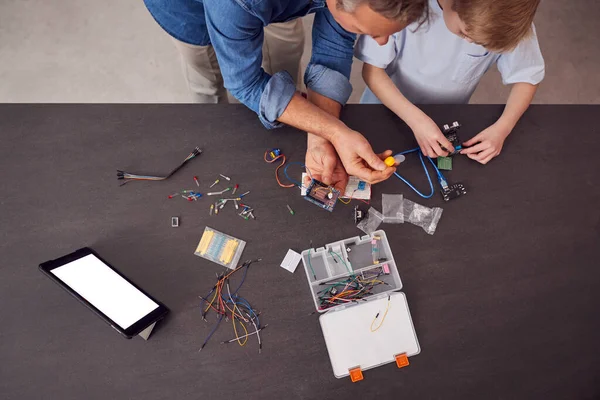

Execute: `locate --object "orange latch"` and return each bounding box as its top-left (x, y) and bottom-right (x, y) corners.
top-left (349, 367), bottom-right (363, 382)
top-left (395, 353), bottom-right (409, 368)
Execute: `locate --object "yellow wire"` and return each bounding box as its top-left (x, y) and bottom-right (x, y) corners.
top-left (204, 288), bottom-right (219, 313)
top-left (370, 298), bottom-right (391, 332)
top-left (232, 303), bottom-right (248, 346)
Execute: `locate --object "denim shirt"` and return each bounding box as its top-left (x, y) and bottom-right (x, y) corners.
top-left (144, 0), bottom-right (356, 128)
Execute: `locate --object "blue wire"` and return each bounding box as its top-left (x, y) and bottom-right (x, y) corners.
top-left (230, 262), bottom-right (250, 295)
top-left (200, 314), bottom-right (223, 350)
top-left (392, 146), bottom-right (450, 198)
top-left (225, 296), bottom-right (260, 327)
top-left (393, 150), bottom-right (435, 199)
top-left (283, 162), bottom-right (305, 188)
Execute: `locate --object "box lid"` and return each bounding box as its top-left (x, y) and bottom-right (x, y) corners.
top-left (319, 292), bottom-right (420, 378)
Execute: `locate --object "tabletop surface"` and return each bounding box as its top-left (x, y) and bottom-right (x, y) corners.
top-left (0, 104), bottom-right (599, 400)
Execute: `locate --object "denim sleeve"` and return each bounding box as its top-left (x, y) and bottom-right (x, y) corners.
top-left (305, 8), bottom-right (356, 105)
top-left (203, 0), bottom-right (295, 129)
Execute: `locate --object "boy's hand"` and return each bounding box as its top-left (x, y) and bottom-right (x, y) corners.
top-left (330, 129), bottom-right (396, 184)
top-left (460, 123), bottom-right (510, 164)
top-left (411, 116), bottom-right (454, 157)
top-left (305, 134), bottom-right (349, 193)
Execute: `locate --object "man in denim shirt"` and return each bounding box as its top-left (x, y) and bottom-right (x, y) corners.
top-left (145, 0), bottom-right (427, 189)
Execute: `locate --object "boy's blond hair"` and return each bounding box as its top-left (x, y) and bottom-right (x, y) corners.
top-left (452, 0), bottom-right (540, 52)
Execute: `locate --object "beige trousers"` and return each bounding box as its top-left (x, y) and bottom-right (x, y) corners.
top-left (171, 19), bottom-right (305, 104)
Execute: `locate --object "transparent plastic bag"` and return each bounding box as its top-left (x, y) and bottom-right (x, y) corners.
top-left (357, 207), bottom-right (384, 234)
top-left (402, 198), bottom-right (443, 235)
top-left (382, 194), bottom-right (404, 224)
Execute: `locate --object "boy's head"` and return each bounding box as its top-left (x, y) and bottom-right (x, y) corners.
top-left (439, 0), bottom-right (540, 52)
top-left (329, 0), bottom-right (428, 45)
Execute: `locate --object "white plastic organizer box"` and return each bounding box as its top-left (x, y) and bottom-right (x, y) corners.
top-left (301, 230), bottom-right (420, 381)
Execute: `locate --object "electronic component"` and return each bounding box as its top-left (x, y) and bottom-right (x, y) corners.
top-left (442, 121), bottom-right (461, 147)
top-left (286, 204), bottom-right (295, 215)
top-left (357, 181), bottom-right (366, 191)
top-left (441, 121), bottom-right (461, 154)
top-left (353, 206), bottom-right (365, 224)
top-left (117, 147), bottom-right (201, 185)
top-left (194, 227), bottom-right (246, 269)
top-left (384, 154), bottom-right (406, 167)
top-left (268, 148), bottom-right (282, 159)
top-left (280, 249), bottom-right (302, 273)
top-left (437, 156), bottom-right (452, 170)
top-left (171, 216), bottom-right (179, 227)
top-left (303, 179), bottom-right (340, 212)
top-left (441, 183), bottom-right (467, 202)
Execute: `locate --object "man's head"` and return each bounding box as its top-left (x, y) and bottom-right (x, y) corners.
top-left (328, 0), bottom-right (428, 45)
top-left (439, 0), bottom-right (540, 52)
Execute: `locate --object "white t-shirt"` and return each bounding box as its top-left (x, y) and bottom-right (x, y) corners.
top-left (354, 0), bottom-right (545, 104)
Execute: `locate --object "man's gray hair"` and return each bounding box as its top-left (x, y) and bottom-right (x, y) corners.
top-left (337, 0), bottom-right (365, 12)
top-left (335, 0), bottom-right (429, 23)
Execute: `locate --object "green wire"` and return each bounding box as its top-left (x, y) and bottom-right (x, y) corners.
top-left (307, 248), bottom-right (317, 280)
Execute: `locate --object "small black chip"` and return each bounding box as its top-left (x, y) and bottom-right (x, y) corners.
top-left (353, 205), bottom-right (365, 224)
top-left (441, 183), bottom-right (467, 202)
top-left (442, 121), bottom-right (461, 153)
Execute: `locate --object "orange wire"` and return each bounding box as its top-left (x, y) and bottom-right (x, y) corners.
top-left (264, 150), bottom-right (295, 188)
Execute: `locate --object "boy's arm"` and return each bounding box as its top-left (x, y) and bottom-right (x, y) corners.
top-left (461, 83), bottom-right (538, 164)
top-left (362, 63), bottom-right (454, 157)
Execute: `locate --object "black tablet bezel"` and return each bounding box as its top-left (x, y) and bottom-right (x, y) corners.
top-left (39, 247), bottom-right (169, 339)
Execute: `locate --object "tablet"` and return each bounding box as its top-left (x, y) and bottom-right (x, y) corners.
top-left (39, 247), bottom-right (169, 338)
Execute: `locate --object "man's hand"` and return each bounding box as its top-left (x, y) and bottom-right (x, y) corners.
top-left (411, 115), bottom-right (454, 157)
top-left (460, 122), bottom-right (511, 164)
top-left (330, 129), bottom-right (396, 184)
top-left (304, 134), bottom-right (349, 192)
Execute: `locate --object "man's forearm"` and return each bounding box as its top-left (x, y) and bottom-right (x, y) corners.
top-left (277, 93), bottom-right (347, 141)
top-left (307, 88), bottom-right (342, 118)
top-left (497, 83), bottom-right (538, 131)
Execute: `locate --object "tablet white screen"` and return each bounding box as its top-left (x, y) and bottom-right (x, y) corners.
top-left (51, 254), bottom-right (159, 329)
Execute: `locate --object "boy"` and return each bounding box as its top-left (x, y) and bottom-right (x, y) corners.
top-left (355, 0), bottom-right (545, 164)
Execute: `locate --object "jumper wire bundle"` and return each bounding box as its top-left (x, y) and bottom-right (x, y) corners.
top-left (316, 269), bottom-right (390, 311)
top-left (117, 146), bottom-right (202, 185)
top-left (199, 259), bottom-right (265, 353)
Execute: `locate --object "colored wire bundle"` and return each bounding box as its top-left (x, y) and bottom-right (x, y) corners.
top-left (392, 147), bottom-right (448, 199)
top-left (199, 259), bottom-right (264, 353)
top-left (117, 146), bottom-right (202, 185)
top-left (264, 149), bottom-right (295, 188)
top-left (317, 270), bottom-right (390, 310)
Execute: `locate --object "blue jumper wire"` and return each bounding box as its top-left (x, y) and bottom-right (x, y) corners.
top-left (393, 145), bottom-right (463, 199)
top-left (283, 146), bottom-right (463, 200)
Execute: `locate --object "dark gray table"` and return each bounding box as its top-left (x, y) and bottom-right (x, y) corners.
top-left (1, 104), bottom-right (599, 400)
